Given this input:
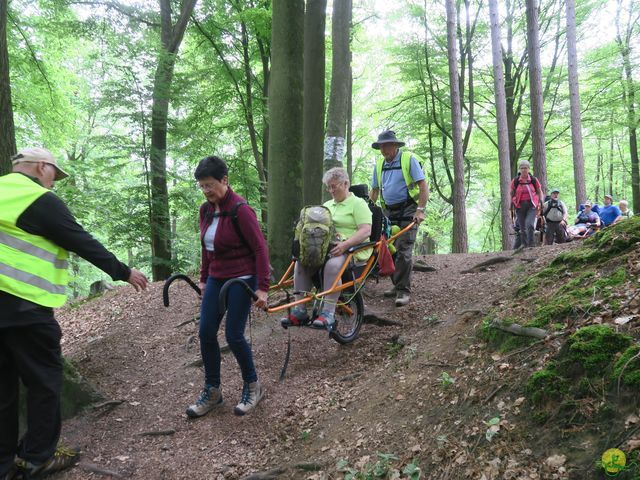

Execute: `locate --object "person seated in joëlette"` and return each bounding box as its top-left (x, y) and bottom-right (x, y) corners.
top-left (568, 201), bottom-right (601, 238)
top-left (282, 167), bottom-right (372, 330)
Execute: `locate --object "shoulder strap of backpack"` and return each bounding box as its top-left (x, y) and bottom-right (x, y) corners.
top-left (214, 202), bottom-right (250, 249)
top-left (511, 175), bottom-right (520, 197)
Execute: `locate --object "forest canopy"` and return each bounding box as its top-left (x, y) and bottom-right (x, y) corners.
top-left (1, 0), bottom-right (638, 292)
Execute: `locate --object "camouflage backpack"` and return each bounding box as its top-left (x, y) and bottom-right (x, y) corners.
top-left (294, 206), bottom-right (336, 268)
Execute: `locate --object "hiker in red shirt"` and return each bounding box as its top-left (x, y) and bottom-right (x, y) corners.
top-left (186, 156), bottom-right (269, 419)
top-left (510, 160), bottom-right (544, 248)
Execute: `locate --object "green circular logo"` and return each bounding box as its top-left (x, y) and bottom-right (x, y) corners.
top-left (602, 448), bottom-right (626, 474)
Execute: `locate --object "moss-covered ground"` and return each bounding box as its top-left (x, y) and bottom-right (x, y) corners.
top-left (479, 218), bottom-right (640, 478)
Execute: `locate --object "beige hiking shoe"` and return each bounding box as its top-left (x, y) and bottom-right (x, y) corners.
top-left (395, 293), bottom-right (410, 307)
top-left (234, 381), bottom-right (265, 416)
top-left (15, 445), bottom-right (80, 478)
top-left (186, 385), bottom-right (223, 418)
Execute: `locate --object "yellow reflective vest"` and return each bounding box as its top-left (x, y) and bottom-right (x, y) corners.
top-left (375, 151), bottom-right (424, 209)
top-left (0, 173), bottom-right (69, 307)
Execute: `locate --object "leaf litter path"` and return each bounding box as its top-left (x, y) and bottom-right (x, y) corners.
top-left (53, 246), bottom-right (571, 479)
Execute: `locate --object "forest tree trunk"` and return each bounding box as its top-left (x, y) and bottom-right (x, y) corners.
top-left (616, 0), bottom-right (640, 212)
top-left (323, 0), bottom-right (351, 179)
top-left (149, 0), bottom-right (197, 281)
top-left (525, 0), bottom-right (547, 192)
top-left (346, 55), bottom-right (353, 181)
top-left (566, 0), bottom-right (587, 209)
top-left (0, 0), bottom-right (16, 174)
top-left (267, 0), bottom-right (304, 275)
top-left (445, 0), bottom-right (468, 253)
top-left (489, 0), bottom-right (513, 251)
top-left (303, 0), bottom-right (327, 205)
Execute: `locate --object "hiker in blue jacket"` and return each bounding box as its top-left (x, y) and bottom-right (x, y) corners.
top-left (599, 194), bottom-right (622, 227)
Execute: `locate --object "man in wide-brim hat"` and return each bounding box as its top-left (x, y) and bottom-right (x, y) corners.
top-left (369, 130), bottom-right (428, 307)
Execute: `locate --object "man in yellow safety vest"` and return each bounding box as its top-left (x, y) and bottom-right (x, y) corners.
top-left (0, 148), bottom-right (148, 480)
top-left (369, 131), bottom-right (428, 307)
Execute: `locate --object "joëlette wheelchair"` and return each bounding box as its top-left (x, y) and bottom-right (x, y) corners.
top-left (162, 185), bottom-right (415, 376)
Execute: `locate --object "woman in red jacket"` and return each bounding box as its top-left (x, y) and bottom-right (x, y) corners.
top-left (510, 160), bottom-right (544, 248)
top-left (186, 156), bottom-right (270, 418)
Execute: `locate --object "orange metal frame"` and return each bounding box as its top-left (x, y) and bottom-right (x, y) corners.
top-left (265, 222), bottom-right (416, 314)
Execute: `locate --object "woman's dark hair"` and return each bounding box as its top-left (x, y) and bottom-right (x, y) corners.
top-left (194, 155), bottom-right (228, 181)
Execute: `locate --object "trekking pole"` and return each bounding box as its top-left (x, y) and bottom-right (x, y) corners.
top-left (279, 290), bottom-right (293, 381)
top-left (162, 274), bottom-right (201, 307)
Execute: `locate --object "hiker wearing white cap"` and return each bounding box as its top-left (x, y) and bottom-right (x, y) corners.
top-left (0, 148), bottom-right (148, 479)
top-left (619, 200), bottom-right (633, 220)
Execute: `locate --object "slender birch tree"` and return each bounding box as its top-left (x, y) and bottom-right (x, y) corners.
top-left (445, 0), bottom-right (468, 253)
top-left (566, 0), bottom-right (586, 209)
top-left (489, 0), bottom-right (513, 250)
top-left (149, 0), bottom-right (198, 281)
top-left (616, 0), bottom-right (640, 212)
top-left (524, 0), bottom-right (547, 192)
top-left (0, 0), bottom-right (16, 174)
top-left (323, 0), bottom-right (351, 176)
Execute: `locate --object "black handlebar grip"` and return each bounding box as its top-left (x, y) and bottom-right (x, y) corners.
top-left (162, 274), bottom-right (202, 307)
top-left (218, 278), bottom-right (258, 315)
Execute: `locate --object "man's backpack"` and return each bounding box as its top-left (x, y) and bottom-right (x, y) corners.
top-left (544, 199), bottom-right (565, 222)
top-left (349, 184), bottom-right (387, 242)
top-left (294, 206), bottom-right (336, 268)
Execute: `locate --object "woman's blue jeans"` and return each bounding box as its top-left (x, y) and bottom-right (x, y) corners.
top-left (199, 276), bottom-right (258, 387)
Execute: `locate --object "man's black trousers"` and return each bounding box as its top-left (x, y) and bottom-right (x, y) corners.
top-left (0, 323), bottom-right (62, 476)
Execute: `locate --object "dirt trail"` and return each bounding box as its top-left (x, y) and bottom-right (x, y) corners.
top-left (52, 246), bottom-right (570, 479)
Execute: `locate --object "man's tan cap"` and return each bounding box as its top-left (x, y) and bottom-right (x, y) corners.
top-left (11, 147), bottom-right (69, 180)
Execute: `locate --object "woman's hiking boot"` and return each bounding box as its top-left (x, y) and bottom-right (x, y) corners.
top-left (186, 385), bottom-right (223, 418)
top-left (312, 311), bottom-right (335, 330)
top-left (280, 307), bottom-right (309, 327)
top-left (15, 445), bottom-right (80, 478)
top-left (234, 381), bottom-right (265, 416)
top-left (395, 292), bottom-right (410, 307)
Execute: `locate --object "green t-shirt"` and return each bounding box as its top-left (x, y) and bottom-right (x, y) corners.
top-left (324, 193), bottom-right (373, 262)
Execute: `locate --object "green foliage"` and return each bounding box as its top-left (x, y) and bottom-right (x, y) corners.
top-left (439, 372), bottom-right (454, 388)
top-left (337, 454), bottom-right (421, 480)
top-left (530, 291), bottom-right (591, 328)
top-left (385, 338), bottom-right (405, 358)
top-left (613, 345), bottom-right (640, 388)
top-left (564, 325), bottom-right (632, 372)
top-left (526, 365), bottom-right (568, 407)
